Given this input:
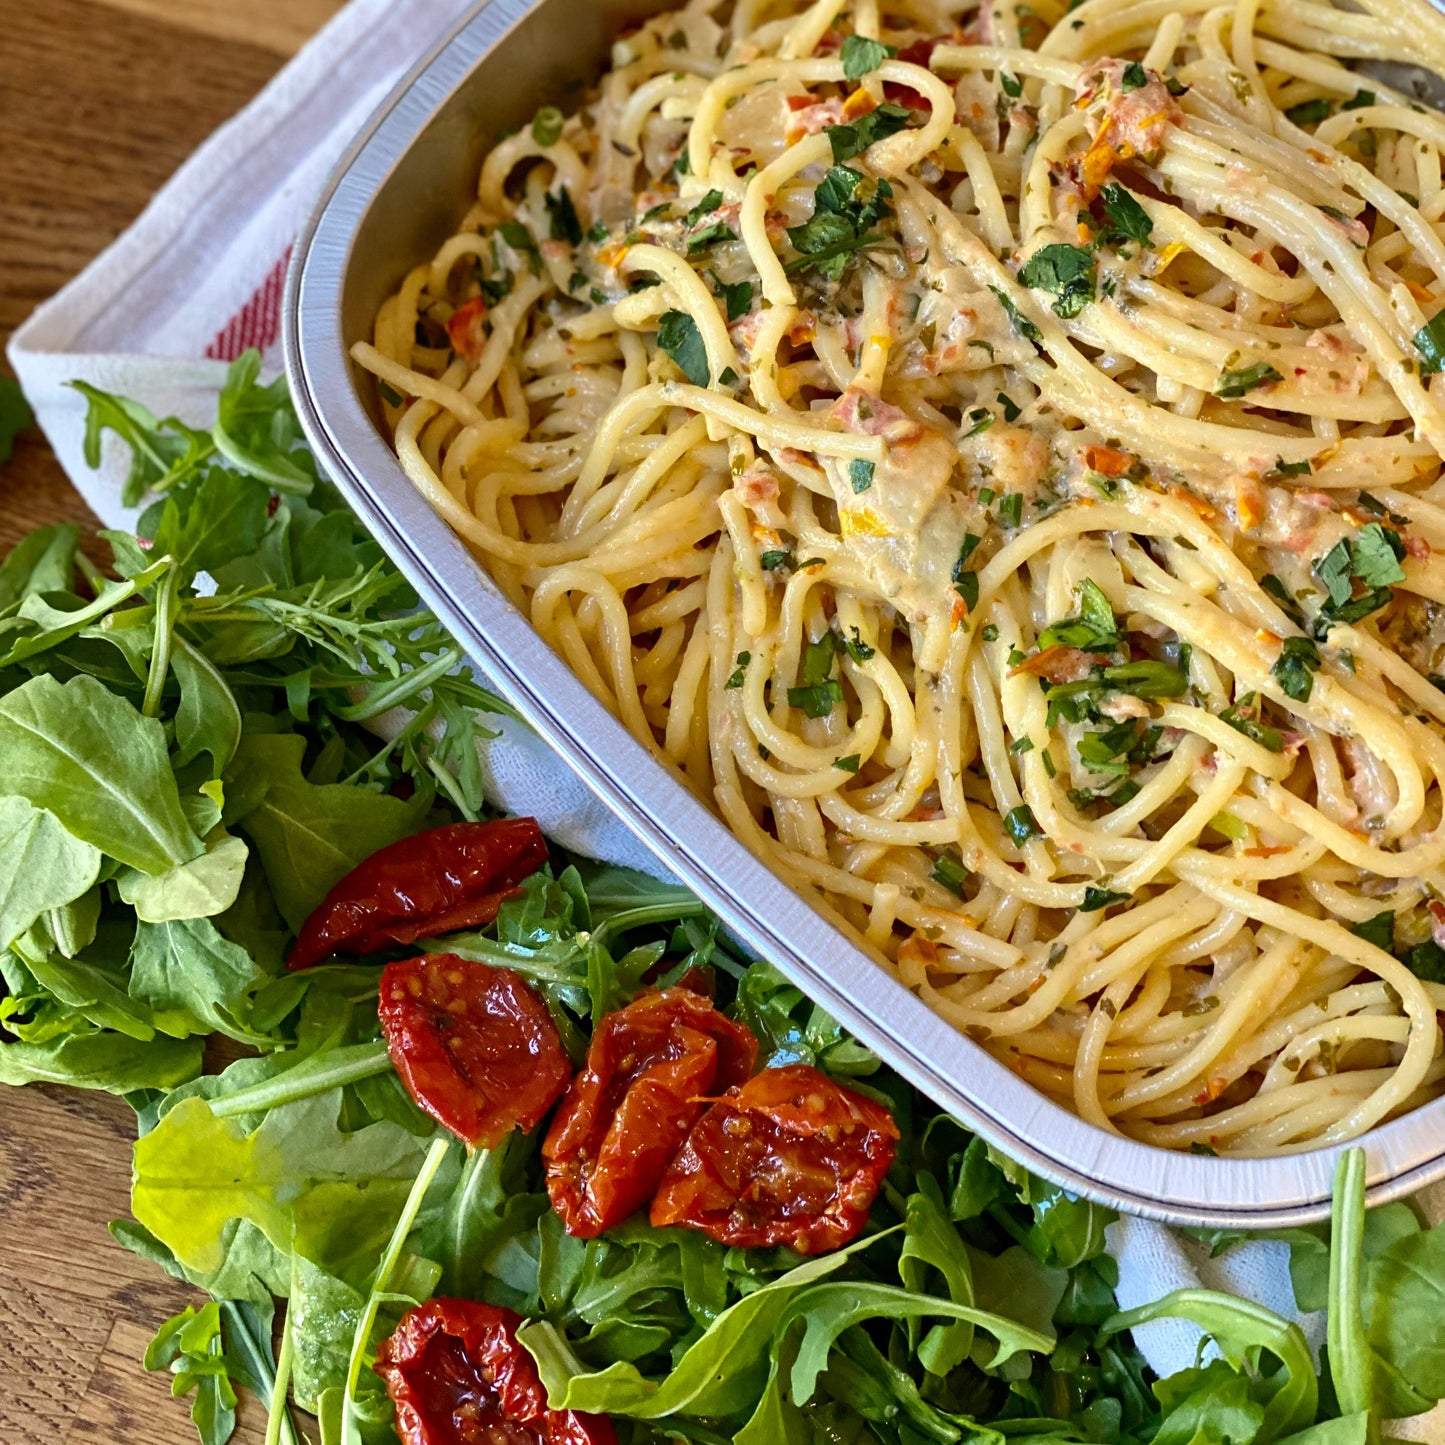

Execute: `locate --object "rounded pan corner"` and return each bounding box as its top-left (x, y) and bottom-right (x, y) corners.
top-left (282, 0), bottom-right (1445, 1228)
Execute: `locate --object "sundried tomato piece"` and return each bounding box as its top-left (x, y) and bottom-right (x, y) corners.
top-left (542, 989), bottom-right (757, 1238)
top-left (650, 1063), bottom-right (898, 1254)
top-left (288, 818), bottom-right (549, 970)
top-left (379, 954), bottom-right (570, 1148)
top-left (376, 1298), bottom-right (614, 1445)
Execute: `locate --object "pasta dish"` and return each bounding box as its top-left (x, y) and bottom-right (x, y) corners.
top-left (355, 0), bottom-right (1445, 1156)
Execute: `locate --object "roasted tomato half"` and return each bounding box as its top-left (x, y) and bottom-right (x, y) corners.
top-left (288, 818), bottom-right (549, 969)
top-left (650, 1063), bottom-right (898, 1254)
top-left (542, 988), bottom-right (758, 1237)
top-left (376, 1298), bottom-right (615, 1445)
top-left (379, 954), bottom-right (571, 1148)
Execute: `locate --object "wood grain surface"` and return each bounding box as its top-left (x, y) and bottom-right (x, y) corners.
top-left (0, 0), bottom-right (341, 1438)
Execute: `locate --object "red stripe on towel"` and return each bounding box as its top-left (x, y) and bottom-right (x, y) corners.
top-left (204, 246), bottom-right (293, 360)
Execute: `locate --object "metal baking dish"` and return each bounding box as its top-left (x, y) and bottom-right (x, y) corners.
top-left (285, 0), bottom-right (1445, 1226)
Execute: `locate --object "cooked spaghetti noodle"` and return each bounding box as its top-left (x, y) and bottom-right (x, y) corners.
top-left (356, 0), bottom-right (1445, 1155)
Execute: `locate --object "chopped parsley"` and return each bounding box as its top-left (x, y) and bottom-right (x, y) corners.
top-left (1120, 61), bottom-right (1149, 91)
top-left (834, 753), bottom-right (862, 773)
top-left (1038, 579), bottom-right (1121, 652)
top-left (1271, 456), bottom-right (1313, 477)
top-left (1272, 635), bottom-right (1321, 703)
top-left (840, 627), bottom-right (875, 663)
top-left (545, 188), bottom-right (583, 246)
top-left (718, 367), bottom-right (739, 386)
top-left (1312, 523), bottom-right (1405, 627)
top-left (788, 632), bottom-right (846, 717)
top-left (1000, 71), bottom-right (1023, 98)
top-left (849, 459), bottom-right (876, 493)
top-left (760, 549), bottom-right (794, 571)
top-left (952, 533), bottom-right (982, 610)
top-left (1081, 885), bottom-right (1131, 911)
top-left (1098, 182), bottom-right (1153, 247)
top-left (786, 167), bottom-right (893, 280)
top-left (715, 276), bottom-right (754, 321)
top-left (826, 104), bottom-right (913, 162)
top-left (1018, 243), bottom-right (1096, 319)
top-left (1342, 89), bottom-right (1376, 110)
top-left (725, 651), bottom-right (750, 689)
top-left (657, 310), bottom-right (710, 386)
top-left (1260, 573), bottom-right (1306, 629)
top-left (840, 34), bottom-right (898, 80)
top-left (964, 408), bottom-right (994, 437)
top-left (684, 190), bottom-right (735, 253)
top-left (1215, 360), bottom-right (1283, 399)
top-left (998, 392), bottom-right (1022, 422)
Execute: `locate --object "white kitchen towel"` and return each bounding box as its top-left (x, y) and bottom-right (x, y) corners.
top-left (6, 0), bottom-right (1444, 1421)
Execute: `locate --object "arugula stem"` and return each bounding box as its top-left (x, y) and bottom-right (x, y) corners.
top-left (1328, 1148), bottom-right (1374, 1442)
top-left (142, 566), bottom-right (179, 718)
top-left (426, 754), bottom-right (478, 822)
top-left (209, 1040), bottom-right (393, 1118)
top-left (342, 701), bottom-right (438, 787)
top-left (219, 1301), bottom-right (300, 1445)
top-left (332, 647), bottom-right (464, 722)
top-left (342, 1134), bottom-right (455, 1444)
top-left (264, 1309), bottom-right (296, 1445)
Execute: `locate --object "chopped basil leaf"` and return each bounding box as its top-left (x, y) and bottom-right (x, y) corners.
top-left (1286, 97), bottom-right (1333, 126)
top-left (1405, 940), bottom-right (1445, 983)
top-left (1081, 885), bottom-right (1130, 911)
top-left (1004, 805), bottom-right (1041, 845)
top-left (760, 549), bottom-right (794, 571)
top-left (725, 651), bottom-right (751, 689)
top-left (1352, 522), bottom-right (1407, 588)
top-left (1018, 243), bottom-right (1096, 319)
top-left (1349, 910), bottom-right (1395, 952)
top-left (1120, 62), bottom-right (1149, 91)
top-left (1413, 309), bottom-right (1445, 375)
top-left (1000, 71), bottom-right (1023, 97)
top-left (657, 310), bottom-right (710, 386)
top-left (954, 571), bottom-right (980, 610)
top-left (841, 34), bottom-right (898, 80)
top-left (1272, 635), bottom-right (1321, 702)
top-left (1220, 692), bottom-right (1284, 752)
top-left (1215, 360), bottom-right (1283, 399)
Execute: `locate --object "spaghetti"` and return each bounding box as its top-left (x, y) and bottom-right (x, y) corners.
top-left (356, 0), bottom-right (1445, 1155)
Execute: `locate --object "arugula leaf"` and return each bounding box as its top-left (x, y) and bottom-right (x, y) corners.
top-left (0, 374), bottom-right (33, 464)
top-left (224, 733), bottom-right (429, 932)
top-left (826, 104), bottom-right (912, 162)
top-left (144, 1301), bottom-right (238, 1445)
top-left (841, 34), bottom-right (898, 80)
top-left (0, 523), bottom-right (78, 611)
top-left (656, 310), bottom-right (710, 386)
top-left (72, 382), bottom-right (215, 506)
top-left (1018, 243), bottom-right (1096, 318)
top-left (0, 797), bottom-right (102, 952)
top-left (1216, 360), bottom-right (1284, 399)
top-left (0, 674), bottom-right (205, 874)
top-left (0, 1027), bottom-right (202, 1092)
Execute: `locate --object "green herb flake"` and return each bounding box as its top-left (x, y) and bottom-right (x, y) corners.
top-left (656, 310), bottom-right (710, 386)
top-left (826, 104), bottom-right (913, 163)
top-left (545, 188), bottom-right (583, 246)
top-left (1215, 360), bottom-right (1283, 399)
top-left (1413, 309), bottom-right (1445, 375)
top-left (841, 34), bottom-right (898, 81)
top-left (834, 753), bottom-right (862, 773)
top-left (1081, 885), bottom-right (1130, 911)
top-left (1272, 635), bottom-right (1321, 703)
top-left (1004, 804), bottom-right (1041, 846)
top-left (930, 851), bottom-right (969, 896)
top-left (1349, 910), bottom-right (1395, 952)
top-left (998, 392), bottom-right (1022, 422)
top-left (1098, 182), bottom-right (1153, 247)
top-left (989, 286), bottom-right (1042, 345)
top-left (1286, 97), bottom-right (1333, 126)
top-left (725, 651), bottom-right (751, 689)
top-left (999, 492), bottom-right (1023, 528)
top-left (849, 459), bottom-right (876, 493)
top-left (1018, 243), bottom-right (1096, 319)
top-left (1120, 62), bottom-right (1149, 91)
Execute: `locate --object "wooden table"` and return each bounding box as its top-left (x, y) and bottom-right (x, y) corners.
top-left (1, 2), bottom-right (342, 1438)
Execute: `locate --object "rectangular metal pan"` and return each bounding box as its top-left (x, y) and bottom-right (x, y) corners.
top-left (285, 0), bottom-right (1445, 1226)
